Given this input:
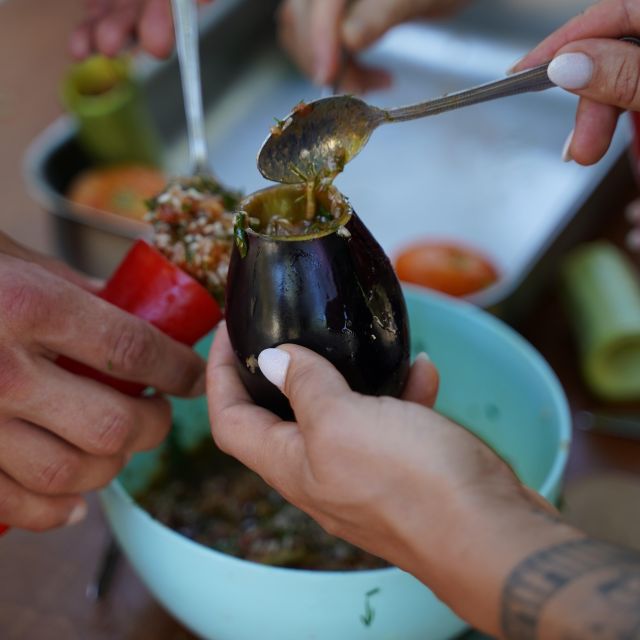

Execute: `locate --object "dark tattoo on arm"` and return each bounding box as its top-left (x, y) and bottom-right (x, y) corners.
top-left (501, 538), bottom-right (640, 640)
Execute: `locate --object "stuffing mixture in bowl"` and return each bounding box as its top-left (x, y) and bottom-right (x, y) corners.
top-left (137, 441), bottom-right (387, 571)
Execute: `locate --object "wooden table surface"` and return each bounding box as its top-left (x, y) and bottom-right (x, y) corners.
top-left (1, 2), bottom-right (640, 639)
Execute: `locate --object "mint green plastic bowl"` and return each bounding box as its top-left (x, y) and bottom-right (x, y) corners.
top-left (100, 288), bottom-right (570, 640)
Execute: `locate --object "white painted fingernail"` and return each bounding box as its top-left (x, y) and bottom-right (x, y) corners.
top-left (258, 348), bottom-right (290, 390)
top-left (548, 53), bottom-right (593, 90)
top-left (415, 351), bottom-right (431, 363)
top-left (65, 502), bottom-right (88, 527)
top-left (562, 129), bottom-right (574, 162)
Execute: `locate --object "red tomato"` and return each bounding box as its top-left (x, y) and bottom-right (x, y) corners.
top-left (67, 165), bottom-right (166, 220)
top-left (395, 242), bottom-right (498, 297)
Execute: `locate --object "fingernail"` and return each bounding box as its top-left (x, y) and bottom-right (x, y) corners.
top-left (258, 348), bottom-right (290, 390)
top-left (66, 502), bottom-right (88, 527)
top-left (87, 277), bottom-right (105, 290)
top-left (506, 56), bottom-right (524, 75)
top-left (415, 351), bottom-right (431, 363)
top-left (314, 61), bottom-right (332, 86)
top-left (548, 53), bottom-right (593, 90)
top-left (562, 129), bottom-right (574, 162)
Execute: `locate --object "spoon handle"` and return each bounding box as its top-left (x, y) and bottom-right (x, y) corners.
top-left (171, 0), bottom-right (209, 174)
top-left (384, 63), bottom-right (553, 123)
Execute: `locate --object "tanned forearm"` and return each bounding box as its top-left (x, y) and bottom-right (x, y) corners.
top-left (502, 537), bottom-right (640, 639)
top-left (404, 487), bottom-right (640, 640)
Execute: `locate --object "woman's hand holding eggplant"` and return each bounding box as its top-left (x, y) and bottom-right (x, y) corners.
top-left (206, 324), bottom-right (575, 635)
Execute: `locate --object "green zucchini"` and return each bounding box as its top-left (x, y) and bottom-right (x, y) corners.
top-left (561, 241), bottom-right (640, 401)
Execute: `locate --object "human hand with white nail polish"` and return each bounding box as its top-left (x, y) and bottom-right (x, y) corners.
top-left (277, 0), bottom-right (465, 93)
top-left (513, 0), bottom-right (640, 165)
top-left (0, 232), bottom-right (206, 531)
top-left (69, 0), bottom-right (213, 60)
top-left (205, 325), bottom-right (582, 636)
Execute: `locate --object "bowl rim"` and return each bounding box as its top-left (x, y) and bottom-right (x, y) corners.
top-left (403, 285), bottom-right (571, 501)
top-left (102, 287), bottom-right (571, 579)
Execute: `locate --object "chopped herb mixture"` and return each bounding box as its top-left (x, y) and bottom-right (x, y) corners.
top-left (146, 176), bottom-right (241, 303)
top-left (137, 441), bottom-right (387, 571)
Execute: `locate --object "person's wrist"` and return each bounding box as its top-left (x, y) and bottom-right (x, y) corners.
top-left (411, 480), bottom-right (582, 634)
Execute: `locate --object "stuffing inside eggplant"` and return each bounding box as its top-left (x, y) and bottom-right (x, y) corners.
top-left (237, 183), bottom-right (352, 239)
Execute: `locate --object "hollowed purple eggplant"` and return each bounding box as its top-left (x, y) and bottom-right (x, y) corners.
top-left (225, 184), bottom-right (410, 418)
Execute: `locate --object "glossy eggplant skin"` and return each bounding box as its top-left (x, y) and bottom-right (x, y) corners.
top-left (225, 188), bottom-right (410, 418)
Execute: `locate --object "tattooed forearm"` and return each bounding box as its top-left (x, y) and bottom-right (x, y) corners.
top-left (501, 538), bottom-right (640, 640)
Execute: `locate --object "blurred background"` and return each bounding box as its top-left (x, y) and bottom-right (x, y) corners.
top-left (1, 0), bottom-right (83, 253)
top-left (2, 0), bottom-right (640, 638)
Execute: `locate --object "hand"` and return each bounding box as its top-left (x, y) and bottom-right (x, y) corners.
top-left (514, 0), bottom-right (640, 165)
top-left (207, 326), bottom-right (640, 638)
top-left (69, 0), bottom-right (212, 60)
top-left (0, 234), bottom-right (206, 531)
top-left (206, 325), bottom-right (554, 629)
top-left (277, 0), bottom-right (466, 93)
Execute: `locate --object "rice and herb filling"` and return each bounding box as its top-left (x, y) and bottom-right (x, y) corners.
top-left (146, 176), bottom-right (241, 303)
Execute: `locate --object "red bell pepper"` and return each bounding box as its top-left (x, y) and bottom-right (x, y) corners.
top-left (60, 239), bottom-right (222, 394)
top-left (0, 240), bottom-right (221, 535)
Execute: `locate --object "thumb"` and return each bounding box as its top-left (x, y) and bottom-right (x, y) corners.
top-left (258, 345), bottom-right (352, 426)
top-left (547, 38), bottom-right (640, 111)
top-left (402, 352), bottom-right (439, 408)
top-left (342, 0), bottom-right (414, 51)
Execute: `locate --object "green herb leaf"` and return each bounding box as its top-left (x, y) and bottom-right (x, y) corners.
top-left (144, 196), bottom-right (158, 211)
top-left (234, 211), bottom-right (249, 259)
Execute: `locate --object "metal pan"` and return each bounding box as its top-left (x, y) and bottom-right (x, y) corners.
top-left (24, 0), bottom-right (632, 319)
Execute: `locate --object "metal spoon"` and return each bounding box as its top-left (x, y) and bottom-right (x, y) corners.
top-left (171, 0), bottom-right (210, 176)
top-left (259, 36), bottom-right (640, 184)
top-left (258, 62), bottom-right (554, 183)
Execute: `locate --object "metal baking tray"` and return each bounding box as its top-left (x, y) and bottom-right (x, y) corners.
top-left (25, 0), bottom-right (633, 319)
